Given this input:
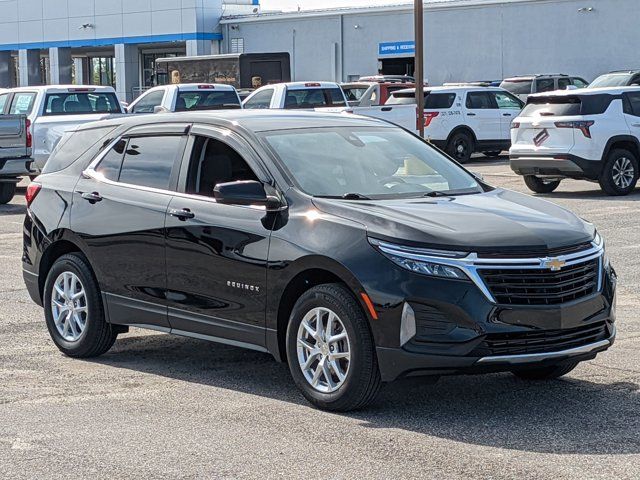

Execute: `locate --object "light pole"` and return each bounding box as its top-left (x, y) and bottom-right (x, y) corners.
top-left (414, 0), bottom-right (425, 138)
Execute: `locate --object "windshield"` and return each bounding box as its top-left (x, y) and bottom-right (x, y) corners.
top-left (260, 127), bottom-right (482, 199)
top-left (500, 80), bottom-right (533, 95)
top-left (589, 73), bottom-right (634, 88)
top-left (176, 90), bottom-right (241, 111)
top-left (342, 86), bottom-right (369, 102)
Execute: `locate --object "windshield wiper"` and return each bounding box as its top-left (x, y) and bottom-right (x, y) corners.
top-left (423, 191), bottom-right (454, 197)
top-left (341, 193), bottom-right (371, 200)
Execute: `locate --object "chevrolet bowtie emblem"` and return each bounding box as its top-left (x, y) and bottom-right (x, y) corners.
top-left (544, 258), bottom-right (566, 271)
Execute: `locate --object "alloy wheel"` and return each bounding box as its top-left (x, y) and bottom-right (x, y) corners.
top-left (296, 307), bottom-right (351, 393)
top-left (51, 271), bottom-right (88, 342)
top-left (612, 157), bottom-right (635, 189)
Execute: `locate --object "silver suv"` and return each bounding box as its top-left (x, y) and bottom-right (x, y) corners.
top-left (501, 74), bottom-right (589, 102)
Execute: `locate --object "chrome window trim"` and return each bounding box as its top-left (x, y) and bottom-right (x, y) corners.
top-left (372, 239), bottom-right (605, 304)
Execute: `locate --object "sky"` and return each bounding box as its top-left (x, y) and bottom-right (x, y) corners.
top-left (259, 0), bottom-right (411, 12)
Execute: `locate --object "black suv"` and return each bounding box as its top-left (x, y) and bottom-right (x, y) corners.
top-left (23, 111), bottom-right (617, 411)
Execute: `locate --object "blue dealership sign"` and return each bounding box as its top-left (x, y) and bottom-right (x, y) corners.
top-left (378, 41), bottom-right (416, 56)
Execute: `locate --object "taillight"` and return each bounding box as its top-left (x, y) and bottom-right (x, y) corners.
top-left (423, 111), bottom-right (439, 128)
top-left (197, 84), bottom-right (215, 89)
top-left (25, 118), bottom-right (32, 148)
top-left (555, 120), bottom-right (594, 138)
top-left (304, 82), bottom-right (321, 87)
top-left (511, 122), bottom-right (520, 129)
top-left (25, 182), bottom-right (41, 206)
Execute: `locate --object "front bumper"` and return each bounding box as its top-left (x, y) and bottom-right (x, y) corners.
top-left (510, 154), bottom-right (603, 180)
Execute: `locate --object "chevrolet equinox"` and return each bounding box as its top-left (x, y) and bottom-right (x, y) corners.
top-left (23, 111), bottom-right (617, 411)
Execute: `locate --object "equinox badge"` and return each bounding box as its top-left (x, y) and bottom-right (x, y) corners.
top-left (543, 258), bottom-right (566, 271)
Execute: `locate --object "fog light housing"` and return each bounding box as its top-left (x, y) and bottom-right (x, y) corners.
top-left (400, 302), bottom-right (416, 346)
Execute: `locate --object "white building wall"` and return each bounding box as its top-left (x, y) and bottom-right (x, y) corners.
top-left (222, 0), bottom-right (640, 85)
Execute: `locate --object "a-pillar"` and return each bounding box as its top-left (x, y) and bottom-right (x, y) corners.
top-left (18, 49), bottom-right (42, 86)
top-left (0, 51), bottom-right (13, 87)
top-left (114, 44), bottom-right (139, 103)
top-left (49, 47), bottom-right (73, 85)
top-left (186, 39), bottom-right (212, 57)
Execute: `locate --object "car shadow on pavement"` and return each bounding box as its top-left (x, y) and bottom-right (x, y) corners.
top-left (0, 203), bottom-right (27, 216)
top-left (96, 332), bottom-right (640, 456)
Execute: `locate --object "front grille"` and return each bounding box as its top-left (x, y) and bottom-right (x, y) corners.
top-left (470, 321), bottom-right (609, 357)
top-left (479, 259), bottom-right (599, 306)
top-left (477, 242), bottom-right (593, 259)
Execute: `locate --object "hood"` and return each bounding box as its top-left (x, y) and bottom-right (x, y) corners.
top-left (312, 189), bottom-right (594, 253)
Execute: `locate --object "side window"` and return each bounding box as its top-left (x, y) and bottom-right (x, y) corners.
top-left (424, 93), bottom-right (456, 109)
top-left (572, 78), bottom-right (588, 88)
top-left (535, 78), bottom-right (556, 93)
top-left (131, 90), bottom-right (165, 113)
top-left (118, 136), bottom-right (183, 190)
top-left (558, 78), bottom-right (572, 90)
top-left (493, 91), bottom-right (523, 109)
top-left (0, 93), bottom-right (8, 113)
top-left (9, 92), bottom-right (36, 114)
top-left (243, 89), bottom-right (274, 109)
top-left (466, 92), bottom-right (495, 109)
top-left (185, 135), bottom-right (259, 197)
top-left (44, 126), bottom-right (117, 174)
top-left (625, 93), bottom-right (640, 117)
top-left (95, 139), bottom-right (127, 181)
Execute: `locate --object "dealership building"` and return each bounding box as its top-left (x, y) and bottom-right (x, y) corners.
top-left (0, 0), bottom-right (637, 100)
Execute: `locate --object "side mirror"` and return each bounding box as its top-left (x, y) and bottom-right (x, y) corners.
top-left (153, 105), bottom-right (169, 114)
top-left (214, 180), bottom-right (284, 211)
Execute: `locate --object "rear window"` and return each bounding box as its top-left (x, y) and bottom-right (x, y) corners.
top-left (44, 92), bottom-right (121, 115)
top-left (176, 90), bottom-right (241, 111)
top-left (342, 87), bottom-right (369, 102)
top-left (9, 92), bottom-right (36, 115)
top-left (520, 94), bottom-right (615, 117)
top-left (385, 92), bottom-right (456, 108)
top-left (42, 126), bottom-right (117, 174)
top-left (500, 79), bottom-right (533, 95)
top-left (284, 88), bottom-right (346, 109)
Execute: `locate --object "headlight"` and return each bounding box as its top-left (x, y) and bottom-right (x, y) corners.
top-left (593, 231), bottom-right (610, 269)
top-left (370, 238), bottom-right (470, 280)
top-left (386, 254), bottom-right (469, 279)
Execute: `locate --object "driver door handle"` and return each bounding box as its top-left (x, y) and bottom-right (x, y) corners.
top-left (632, 123), bottom-right (640, 127)
top-left (169, 208), bottom-right (195, 220)
top-left (467, 113), bottom-right (476, 116)
top-left (80, 191), bottom-right (102, 203)
top-left (503, 113), bottom-right (513, 117)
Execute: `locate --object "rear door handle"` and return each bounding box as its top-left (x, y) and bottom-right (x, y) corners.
top-left (169, 208), bottom-right (195, 220)
top-left (381, 107), bottom-right (392, 112)
top-left (467, 113), bottom-right (476, 116)
top-left (81, 192), bottom-right (102, 203)
top-left (503, 113), bottom-right (513, 117)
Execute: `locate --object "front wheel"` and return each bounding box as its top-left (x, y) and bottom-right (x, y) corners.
top-left (446, 131), bottom-right (474, 164)
top-left (0, 182), bottom-right (17, 204)
top-left (523, 175), bottom-right (561, 193)
top-left (599, 148), bottom-right (639, 196)
top-left (44, 253), bottom-right (118, 358)
top-left (512, 361), bottom-right (578, 380)
top-left (286, 284), bottom-right (381, 411)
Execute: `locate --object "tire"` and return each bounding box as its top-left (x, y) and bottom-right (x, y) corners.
top-left (523, 175), bottom-right (561, 193)
top-left (286, 283), bottom-right (381, 412)
top-left (43, 253), bottom-right (118, 358)
top-left (512, 361), bottom-right (578, 380)
top-left (482, 151), bottom-right (502, 158)
top-left (0, 182), bottom-right (16, 205)
top-left (598, 148), bottom-right (639, 196)
top-left (446, 131), bottom-right (474, 164)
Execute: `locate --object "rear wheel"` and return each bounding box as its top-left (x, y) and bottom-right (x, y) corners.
top-left (446, 131), bottom-right (474, 164)
top-left (482, 151), bottom-right (502, 158)
top-left (0, 182), bottom-right (17, 204)
top-left (286, 284), bottom-right (381, 411)
top-left (599, 148), bottom-right (639, 196)
top-left (44, 253), bottom-right (118, 358)
top-left (523, 175), bottom-right (561, 193)
top-left (512, 361), bottom-right (578, 380)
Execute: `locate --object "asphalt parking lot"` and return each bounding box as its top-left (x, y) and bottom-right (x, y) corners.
top-left (1, 158), bottom-right (639, 479)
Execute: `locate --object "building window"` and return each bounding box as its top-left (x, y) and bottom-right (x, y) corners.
top-left (141, 52), bottom-right (185, 88)
top-left (90, 57), bottom-right (116, 88)
top-left (231, 38), bottom-right (245, 54)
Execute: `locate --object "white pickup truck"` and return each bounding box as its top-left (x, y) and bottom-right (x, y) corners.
top-left (0, 85), bottom-right (124, 173)
top-left (127, 83), bottom-right (242, 114)
top-left (242, 82), bottom-right (348, 110)
top-left (347, 86), bottom-right (524, 163)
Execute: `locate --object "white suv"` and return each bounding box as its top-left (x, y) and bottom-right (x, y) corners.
top-left (383, 86), bottom-right (524, 162)
top-left (510, 87), bottom-right (640, 196)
